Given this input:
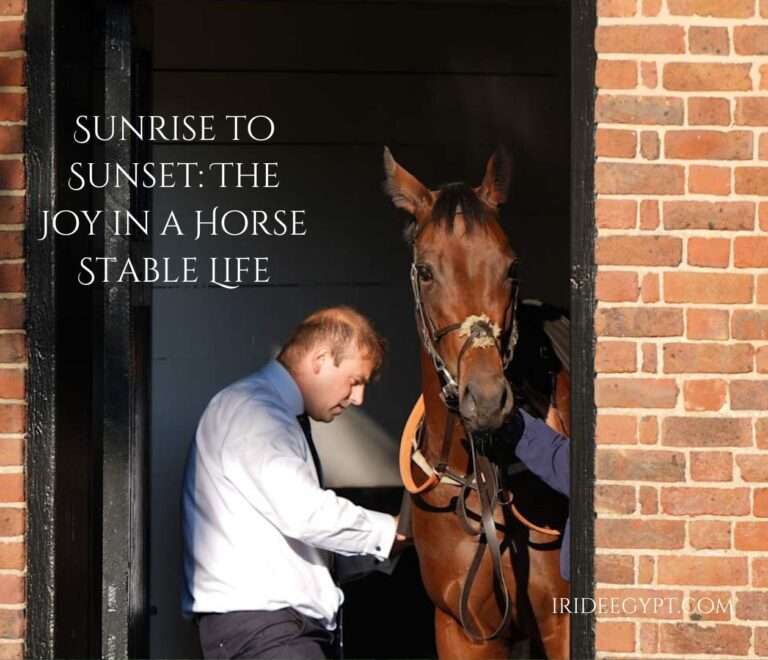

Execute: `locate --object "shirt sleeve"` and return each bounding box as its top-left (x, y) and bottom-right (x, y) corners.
top-left (514, 409), bottom-right (570, 497)
top-left (220, 410), bottom-right (396, 560)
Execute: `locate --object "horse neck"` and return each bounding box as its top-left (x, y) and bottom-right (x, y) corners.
top-left (419, 348), bottom-right (469, 474)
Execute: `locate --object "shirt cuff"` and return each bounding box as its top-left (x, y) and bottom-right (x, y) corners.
top-left (363, 509), bottom-right (397, 560)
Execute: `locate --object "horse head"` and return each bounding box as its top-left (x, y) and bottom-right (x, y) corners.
top-left (384, 147), bottom-right (518, 432)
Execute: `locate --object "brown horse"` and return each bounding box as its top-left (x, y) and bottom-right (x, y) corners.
top-left (384, 147), bottom-right (570, 659)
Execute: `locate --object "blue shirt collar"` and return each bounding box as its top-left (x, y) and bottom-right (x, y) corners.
top-left (262, 359), bottom-right (305, 416)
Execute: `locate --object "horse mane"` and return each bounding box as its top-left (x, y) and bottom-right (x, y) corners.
top-left (406, 182), bottom-right (496, 243)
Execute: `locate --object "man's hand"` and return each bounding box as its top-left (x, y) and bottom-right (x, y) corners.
top-left (390, 515), bottom-right (412, 557)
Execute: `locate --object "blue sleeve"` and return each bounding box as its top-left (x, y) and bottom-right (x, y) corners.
top-left (514, 409), bottom-right (570, 498)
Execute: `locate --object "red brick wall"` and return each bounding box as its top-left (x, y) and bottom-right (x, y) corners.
top-left (595, 0), bottom-right (768, 657)
top-left (0, 1), bottom-right (25, 658)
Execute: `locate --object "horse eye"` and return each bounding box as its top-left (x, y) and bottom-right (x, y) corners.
top-left (416, 264), bottom-right (434, 282)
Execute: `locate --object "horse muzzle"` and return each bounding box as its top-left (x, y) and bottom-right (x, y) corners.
top-left (459, 374), bottom-right (513, 432)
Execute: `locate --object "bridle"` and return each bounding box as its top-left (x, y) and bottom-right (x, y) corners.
top-left (409, 259), bottom-right (520, 411)
top-left (408, 243), bottom-right (523, 643)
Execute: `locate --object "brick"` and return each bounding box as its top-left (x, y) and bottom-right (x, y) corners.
top-left (596, 414), bottom-right (637, 445)
top-left (0, 126), bottom-right (21, 154)
top-left (665, 130), bottom-right (752, 160)
top-left (639, 200), bottom-right (659, 230)
top-left (596, 621), bottom-right (635, 653)
top-left (690, 449), bottom-right (731, 480)
top-left (596, 60), bottom-right (637, 89)
top-left (0, 160), bottom-right (23, 189)
top-left (664, 272), bottom-right (753, 303)
top-left (658, 556), bottom-right (746, 586)
top-left (0, 21), bottom-right (22, 51)
top-left (662, 417), bottom-right (752, 447)
top-left (735, 522), bottom-right (768, 550)
top-left (0, 439), bottom-right (21, 466)
top-left (0, 371), bottom-right (23, 400)
top-left (596, 554), bottom-right (634, 584)
top-left (757, 627), bottom-right (768, 656)
top-left (761, 133), bottom-right (768, 160)
top-left (597, 308), bottom-right (683, 337)
top-left (688, 97), bottom-right (730, 126)
top-left (735, 98), bottom-right (768, 126)
top-left (596, 341), bottom-right (637, 373)
top-left (0, 644), bottom-right (23, 660)
top-left (0, 541), bottom-right (22, 571)
top-left (596, 521), bottom-right (685, 550)
top-left (639, 485), bottom-right (658, 513)
top-left (688, 591), bottom-right (733, 622)
top-left (0, 198), bottom-right (22, 225)
top-left (598, 0), bottom-right (636, 15)
top-left (692, 307), bottom-right (733, 341)
top-left (690, 520), bottom-right (730, 549)
top-left (736, 454), bottom-right (768, 482)
top-left (639, 416), bottom-right (658, 444)
top-left (598, 448), bottom-right (685, 482)
top-left (0, 405), bottom-right (24, 434)
top-left (690, 26), bottom-right (729, 55)
top-left (760, 274), bottom-right (768, 304)
top-left (596, 587), bottom-right (684, 618)
top-left (596, 26), bottom-right (685, 54)
top-left (640, 61), bottom-right (657, 88)
top-left (0, 1), bottom-right (25, 15)
top-left (638, 556), bottom-right (655, 583)
top-left (663, 343), bottom-right (753, 373)
top-left (733, 310), bottom-right (768, 339)
top-left (757, 488), bottom-right (768, 516)
top-left (597, 236), bottom-right (682, 266)
top-left (687, 237), bottom-right (730, 268)
top-left (0, 57), bottom-right (23, 87)
top-left (663, 201), bottom-right (754, 231)
top-left (597, 378), bottom-right (678, 408)
top-left (759, 347), bottom-right (768, 374)
top-left (0, 575), bottom-right (22, 604)
top-left (0, 94), bottom-right (22, 122)
top-left (660, 623), bottom-right (750, 655)
top-left (0, 609), bottom-right (22, 638)
top-left (0, 233), bottom-right (22, 259)
top-left (596, 163), bottom-right (684, 194)
top-left (688, 165), bottom-right (730, 195)
top-left (661, 486), bottom-right (749, 515)
top-left (0, 335), bottom-right (23, 363)
top-left (596, 199), bottom-right (635, 229)
top-left (642, 0), bottom-right (661, 14)
top-left (668, 0), bottom-right (754, 16)
top-left (684, 380), bottom-right (727, 412)
top-left (0, 508), bottom-right (22, 537)
top-left (596, 128), bottom-right (636, 158)
top-left (761, 65), bottom-right (768, 92)
top-left (596, 484), bottom-right (636, 514)
top-left (641, 273), bottom-right (659, 303)
top-left (761, 203), bottom-right (768, 230)
top-left (596, 95), bottom-right (684, 125)
top-left (641, 343), bottom-right (657, 373)
top-left (0, 474), bottom-right (22, 503)
top-left (640, 131), bottom-right (659, 160)
top-left (639, 623), bottom-right (658, 654)
top-left (664, 63), bottom-right (752, 92)
top-left (596, 271), bottom-right (638, 302)
top-left (0, 300), bottom-right (23, 329)
top-left (734, 167), bottom-right (768, 195)
top-left (735, 592), bottom-right (768, 621)
top-left (734, 237), bottom-right (768, 267)
top-left (754, 559), bottom-right (768, 586)
top-left (735, 26), bottom-right (768, 55)
top-left (731, 381), bottom-right (768, 410)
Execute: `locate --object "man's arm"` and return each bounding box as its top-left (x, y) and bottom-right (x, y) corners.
top-left (513, 409), bottom-right (570, 497)
top-left (221, 422), bottom-right (397, 560)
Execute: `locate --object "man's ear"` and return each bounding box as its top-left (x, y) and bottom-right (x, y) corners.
top-left (309, 346), bottom-right (329, 374)
top-left (476, 145), bottom-right (512, 208)
top-left (382, 146), bottom-right (434, 216)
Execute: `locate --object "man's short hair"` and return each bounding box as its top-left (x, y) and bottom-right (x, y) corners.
top-left (278, 306), bottom-right (387, 375)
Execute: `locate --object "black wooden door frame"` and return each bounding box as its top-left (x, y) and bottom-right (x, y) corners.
top-left (25, 1), bottom-right (596, 658)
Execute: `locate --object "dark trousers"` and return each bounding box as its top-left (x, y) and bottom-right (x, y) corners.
top-left (198, 608), bottom-right (336, 659)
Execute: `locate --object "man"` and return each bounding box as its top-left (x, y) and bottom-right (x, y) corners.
top-left (504, 408), bottom-right (571, 582)
top-left (182, 306), bottom-right (405, 659)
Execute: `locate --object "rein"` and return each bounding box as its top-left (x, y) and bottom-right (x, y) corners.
top-left (408, 253), bottom-right (521, 643)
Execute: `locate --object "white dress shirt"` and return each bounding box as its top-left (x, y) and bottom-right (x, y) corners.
top-left (181, 359), bottom-right (397, 628)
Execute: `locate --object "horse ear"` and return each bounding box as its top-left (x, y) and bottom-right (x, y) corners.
top-left (382, 147), bottom-right (434, 216)
top-left (477, 145), bottom-right (512, 208)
